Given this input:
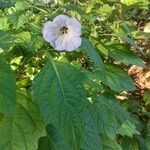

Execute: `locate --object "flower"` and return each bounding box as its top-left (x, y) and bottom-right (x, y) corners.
top-left (42, 14), bottom-right (82, 51)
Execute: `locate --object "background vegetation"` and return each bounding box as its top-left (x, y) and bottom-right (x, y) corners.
top-left (0, 0), bottom-right (150, 149)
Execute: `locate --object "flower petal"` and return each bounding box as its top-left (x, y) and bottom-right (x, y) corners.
top-left (68, 17), bottom-right (82, 37)
top-left (65, 37), bottom-right (82, 51)
top-left (53, 14), bottom-right (70, 25)
top-left (42, 21), bottom-right (59, 42)
top-left (50, 36), bottom-right (66, 51)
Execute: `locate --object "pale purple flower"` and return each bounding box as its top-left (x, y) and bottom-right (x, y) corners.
top-left (42, 14), bottom-right (82, 51)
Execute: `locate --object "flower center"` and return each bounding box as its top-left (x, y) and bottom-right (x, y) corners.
top-left (60, 26), bottom-right (68, 34)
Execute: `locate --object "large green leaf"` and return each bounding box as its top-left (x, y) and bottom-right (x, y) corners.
top-left (38, 124), bottom-right (70, 150)
top-left (82, 93), bottom-right (137, 150)
top-left (0, 91), bottom-right (46, 150)
top-left (82, 38), bottom-right (106, 84)
top-left (81, 111), bottom-right (102, 150)
top-left (90, 94), bottom-right (138, 139)
top-left (0, 59), bottom-right (16, 116)
top-left (33, 57), bottom-right (86, 150)
top-left (99, 64), bottom-right (136, 92)
top-left (108, 44), bottom-right (145, 68)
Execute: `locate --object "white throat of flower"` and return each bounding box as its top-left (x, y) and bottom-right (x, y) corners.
top-left (58, 25), bottom-right (72, 40)
top-left (60, 26), bottom-right (68, 34)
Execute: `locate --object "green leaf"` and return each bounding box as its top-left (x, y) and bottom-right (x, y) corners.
top-left (121, 0), bottom-right (139, 5)
top-left (63, 4), bottom-right (96, 21)
top-left (118, 121), bottom-right (139, 137)
top-left (81, 111), bottom-right (102, 150)
top-left (99, 64), bottom-right (136, 92)
top-left (38, 136), bottom-right (52, 150)
top-left (64, 4), bottom-right (85, 15)
top-left (15, 1), bottom-right (28, 11)
top-left (97, 93), bottom-right (138, 139)
top-left (16, 31), bottom-right (31, 43)
top-left (0, 17), bottom-right (9, 30)
top-left (90, 93), bottom-right (138, 139)
top-left (121, 0), bottom-right (149, 6)
top-left (133, 31), bottom-right (150, 40)
top-left (0, 0), bottom-right (14, 9)
top-left (136, 136), bottom-right (148, 150)
top-left (115, 33), bottom-right (140, 49)
top-left (0, 59), bottom-right (16, 116)
top-left (81, 68), bottom-right (102, 92)
top-left (143, 91), bottom-right (150, 105)
top-left (146, 120), bottom-right (150, 150)
top-left (38, 124), bottom-right (70, 150)
top-left (97, 43), bottom-right (108, 56)
top-left (47, 124), bottom-right (70, 150)
top-left (26, 35), bottom-right (44, 52)
top-left (82, 38), bottom-right (106, 84)
top-left (8, 12), bottom-right (27, 29)
top-left (0, 91), bottom-right (46, 150)
top-left (82, 93), bottom-right (137, 150)
top-left (0, 30), bottom-right (16, 51)
top-left (146, 136), bottom-right (150, 150)
top-left (101, 135), bottom-right (122, 150)
top-left (108, 44), bottom-right (146, 68)
top-left (122, 137), bottom-right (139, 150)
top-left (0, 113), bottom-right (4, 122)
top-left (33, 57), bottom-right (86, 150)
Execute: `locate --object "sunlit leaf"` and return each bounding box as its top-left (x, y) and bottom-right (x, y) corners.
top-left (0, 30), bottom-right (16, 51)
top-left (144, 91), bottom-right (150, 105)
top-left (8, 12), bottom-right (27, 29)
top-left (108, 44), bottom-right (146, 68)
top-left (99, 64), bottom-right (136, 92)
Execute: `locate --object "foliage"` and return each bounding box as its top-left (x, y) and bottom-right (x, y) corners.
top-left (0, 0), bottom-right (150, 149)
